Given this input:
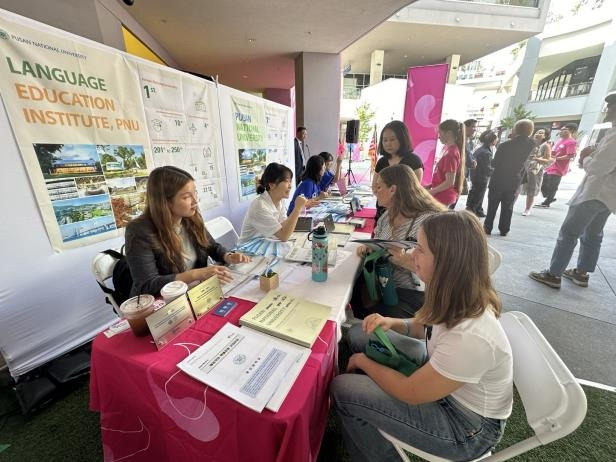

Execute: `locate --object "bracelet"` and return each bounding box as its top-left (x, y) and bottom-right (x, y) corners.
top-left (403, 319), bottom-right (410, 336)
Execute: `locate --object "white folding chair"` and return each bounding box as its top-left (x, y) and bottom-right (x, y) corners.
top-left (205, 216), bottom-right (240, 250)
top-left (91, 249), bottom-right (122, 313)
top-left (379, 311), bottom-right (587, 462)
top-left (487, 244), bottom-right (502, 275)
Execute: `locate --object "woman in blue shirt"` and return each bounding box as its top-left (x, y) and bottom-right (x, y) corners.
top-left (288, 155), bottom-right (323, 215)
top-left (318, 151), bottom-right (343, 193)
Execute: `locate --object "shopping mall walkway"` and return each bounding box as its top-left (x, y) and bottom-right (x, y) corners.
top-left (462, 167), bottom-right (616, 387)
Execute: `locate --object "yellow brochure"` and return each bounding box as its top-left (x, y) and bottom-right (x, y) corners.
top-left (239, 290), bottom-right (331, 348)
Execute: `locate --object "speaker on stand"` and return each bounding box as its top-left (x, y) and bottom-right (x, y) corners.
top-left (344, 119), bottom-right (359, 185)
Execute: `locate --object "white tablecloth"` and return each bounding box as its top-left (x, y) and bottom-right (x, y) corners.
top-left (231, 232), bottom-right (370, 338)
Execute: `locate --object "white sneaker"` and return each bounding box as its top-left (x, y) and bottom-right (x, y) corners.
top-left (522, 209), bottom-right (530, 216)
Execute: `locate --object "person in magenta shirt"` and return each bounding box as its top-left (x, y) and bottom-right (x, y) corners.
top-left (428, 119), bottom-right (466, 208)
top-left (536, 123), bottom-right (577, 208)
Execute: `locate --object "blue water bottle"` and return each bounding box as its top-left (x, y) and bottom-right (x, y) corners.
top-left (309, 225), bottom-right (328, 282)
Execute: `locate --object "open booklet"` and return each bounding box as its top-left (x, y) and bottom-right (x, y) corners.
top-left (177, 322), bottom-right (310, 413)
top-left (239, 290), bottom-right (331, 348)
top-left (352, 238), bottom-right (417, 251)
top-left (291, 231), bottom-right (350, 248)
top-left (285, 245), bottom-right (343, 266)
top-left (220, 257), bottom-right (264, 296)
top-left (221, 256), bottom-right (280, 296)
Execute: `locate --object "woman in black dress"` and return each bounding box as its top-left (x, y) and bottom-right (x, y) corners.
top-left (373, 120), bottom-right (423, 224)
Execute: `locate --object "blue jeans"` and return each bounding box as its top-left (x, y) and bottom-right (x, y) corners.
top-left (331, 325), bottom-right (505, 462)
top-left (549, 200), bottom-right (612, 276)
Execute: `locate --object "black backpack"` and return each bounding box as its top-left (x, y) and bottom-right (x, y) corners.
top-left (97, 248), bottom-right (133, 311)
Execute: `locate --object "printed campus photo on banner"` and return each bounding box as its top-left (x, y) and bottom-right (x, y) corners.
top-left (230, 94), bottom-right (267, 199)
top-left (0, 14), bottom-right (151, 250)
top-left (137, 62), bottom-right (224, 211)
top-left (35, 143), bottom-right (113, 241)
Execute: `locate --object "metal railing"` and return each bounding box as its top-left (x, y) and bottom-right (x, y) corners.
top-left (530, 81), bottom-right (593, 102)
top-left (457, 0), bottom-right (539, 6)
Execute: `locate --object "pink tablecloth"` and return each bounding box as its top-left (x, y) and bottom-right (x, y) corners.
top-left (89, 297), bottom-right (337, 462)
top-left (352, 207), bottom-right (376, 235)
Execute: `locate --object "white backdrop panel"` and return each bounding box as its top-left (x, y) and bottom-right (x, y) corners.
top-left (0, 10), bottom-right (294, 378)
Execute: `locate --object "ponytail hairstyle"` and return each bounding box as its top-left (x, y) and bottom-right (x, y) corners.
top-left (256, 162), bottom-right (293, 194)
top-left (438, 119), bottom-right (466, 194)
top-left (142, 166), bottom-right (209, 272)
top-left (478, 129), bottom-right (498, 147)
top-left (318, 151), bottom-right (334, 164)
top-left (302, 155), bottom-right (325, 183)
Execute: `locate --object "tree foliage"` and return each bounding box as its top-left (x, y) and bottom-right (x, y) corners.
top-left (34, 144), bottom-right (64, 173)
top-left (114, 146), bottom-right (136, 167)
top-left (355, 102), bottom-right (375, 144)
top-left (500, 104), bottom-right (534, 130)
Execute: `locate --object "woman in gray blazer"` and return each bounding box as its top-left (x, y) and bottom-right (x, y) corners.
top-left (125, 166), bottom-right (250, 297)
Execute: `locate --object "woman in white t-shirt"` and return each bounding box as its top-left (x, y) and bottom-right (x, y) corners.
top-left (332, 211), bottom-right (513, 462)
top-left (238, 162), bottom-right (313, 244)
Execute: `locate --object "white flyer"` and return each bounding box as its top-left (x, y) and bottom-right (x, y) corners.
top-left (177, 322), bottom-right (308, 412)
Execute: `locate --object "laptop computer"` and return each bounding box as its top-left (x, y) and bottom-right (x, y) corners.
top-left (335, 179), bottom-right (348, 196)
top-left (294, 216), bottom-right (313, 232)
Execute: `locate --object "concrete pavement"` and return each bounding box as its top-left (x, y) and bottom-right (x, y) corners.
top-left (457, 167), bottom-right (616, 386)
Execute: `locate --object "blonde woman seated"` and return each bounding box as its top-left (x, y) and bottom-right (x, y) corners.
top-left (332, 211), bottom-right (512, 462)
top-left (239, 162), bottom-right (313, 244)
top-left (353, 164), bottom-right (446, 319)
top-left (125, 166), bottom-right (250, 297)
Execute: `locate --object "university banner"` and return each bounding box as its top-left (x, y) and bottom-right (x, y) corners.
top-left (136, 62), bottom-right (224, 211)
top-left (230, 95), bottom-right (267, 198)
top-left (0, 15), bottom-right (150, 250)
top-left (403, 64), bottom-right (448, 186)
top-left (264, 103), bottom-right (290, 167)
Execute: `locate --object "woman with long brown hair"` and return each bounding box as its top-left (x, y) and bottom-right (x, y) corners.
top-left (125, 166), bottom-right (250, 296)
top-left (333, 211), bottom-right (512, 462)
top-left (428, 119), bottom-right (466, 208)
top-left (354, 164), bottom-right (446, 318)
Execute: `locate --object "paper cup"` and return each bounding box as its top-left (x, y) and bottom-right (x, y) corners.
top-left (119, 294), bottom-right (156, 337)
top-left (160, 281), bottom-right (188, 304)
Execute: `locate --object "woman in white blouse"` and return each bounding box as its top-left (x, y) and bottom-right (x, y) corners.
top-left (353, 164), bottom-right (446, 318)
top-left (238, 162), bottom-right (314, 244)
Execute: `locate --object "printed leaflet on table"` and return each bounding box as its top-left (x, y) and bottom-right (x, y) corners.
top-left (177, 322), bottom-right (310, 412)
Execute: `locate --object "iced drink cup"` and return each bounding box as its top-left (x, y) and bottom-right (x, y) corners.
top-left (119, 294), bottom-right (155, 337)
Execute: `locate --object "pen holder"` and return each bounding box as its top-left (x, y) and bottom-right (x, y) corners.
top-left (259, 272), bottom-right (279, 291)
